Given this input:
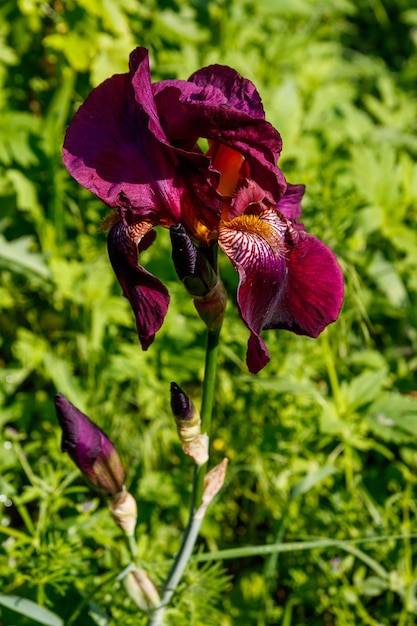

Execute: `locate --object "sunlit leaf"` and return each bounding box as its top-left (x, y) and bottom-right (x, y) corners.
top-left (0, 595), bottom-right (63, 626)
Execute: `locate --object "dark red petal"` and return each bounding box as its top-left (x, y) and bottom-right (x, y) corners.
top-left (189, 64), bottom-right (266, 118)
top-left (219, 203), bottom-right (288, 374)
top-left (153, 68), bottom-right (286, 205)
top-left (219, 182), bottom-right (344, 372)
top-left (63, 50), bottom-right (182, 222)
top-left (107, 221), bottom-right (170, 350)
top-left (266, 230), bottom-right (344, 337)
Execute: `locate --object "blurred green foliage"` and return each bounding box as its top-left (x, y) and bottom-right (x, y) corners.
top-left (2, 0), bottom-right (417, 624)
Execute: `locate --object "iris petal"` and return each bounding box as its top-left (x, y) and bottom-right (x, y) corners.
top-left (107, 221), bottom-right (170, 350)
top-left (276, 183), bottom-right (305, 221)
top-left (219, 182), bottom-right (344, 373)
top-left (63, 75), bottom-right (183, 221)
top-left (219, 204), bottom-right (287, 373)
top-left (153, 65), bottom-right (286, 204)
top-left (266, 229), bottom-right (344, 337)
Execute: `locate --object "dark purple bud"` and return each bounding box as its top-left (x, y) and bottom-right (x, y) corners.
top-left (170, 383), bottom-right (207, 464)
top-left (170, 382), bottom-right (194, 421)
top-left (54, 393), bottom-right (124, 496)
top-left (170, 224), bottom-right (218, 297)
top-left (170, 224), bottom-right (198, 281)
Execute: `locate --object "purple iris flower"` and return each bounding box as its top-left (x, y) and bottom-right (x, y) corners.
top-left (54, 393), bottom-right (124, 496)
top-left (218, 179), bottom-right (343, 372)
top-left (63, 47), bottom-right (343, 373)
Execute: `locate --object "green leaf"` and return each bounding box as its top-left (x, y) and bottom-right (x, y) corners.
top-left (366, 394), bottom-right (417, 443)
top-left (367, 252), bottom-right (408, 307)
top-left (0, 234), bottom-right (50, 278)
top-left (291, 464), bottom-right (339, 498)
top-left (6, 169), bottom-right (42, 221)
top-left (357, 576), bottom-right (388, 597)
top-left (344, 369), bottom-right (388, 412)
top-left (0, 595), bottom-right (64, 626)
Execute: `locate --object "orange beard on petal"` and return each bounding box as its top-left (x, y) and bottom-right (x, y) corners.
top-left (219, 212), bottom-right (285, 260)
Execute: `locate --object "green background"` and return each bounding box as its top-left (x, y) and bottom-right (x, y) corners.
top-left (1, 0), bottom-right (417, 624)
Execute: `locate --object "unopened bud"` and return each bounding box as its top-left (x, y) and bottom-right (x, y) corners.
top-left (170, 382), bottom-right (199, 424)
top-left (109, 487), bottom-right (138, 537)
top-left (54, 393), bottom-right (124, 496)
top-left (170, 383), bottom-right (208, 464)
top-left (122, 565), bottom-right (160, 611)
top-left (170, 224), bottom-right (218, 298)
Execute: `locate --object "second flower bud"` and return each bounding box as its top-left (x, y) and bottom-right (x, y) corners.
top-left (170, 383), bottom-right (208, 465)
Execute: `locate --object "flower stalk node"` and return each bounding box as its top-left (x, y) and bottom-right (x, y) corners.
top-left (193, 280), bottom-right (227, 331)
top-left (109, 487), bottom-right (138, 537)
top-left (195, 458), bottom-right (228, 519)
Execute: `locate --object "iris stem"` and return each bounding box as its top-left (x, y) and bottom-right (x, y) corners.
top-left (147, 326), bottom-right (221, 626)
top-left (127, 533), bottom-right (138, 561)
top-left (194, 328), bottom-right (221, 510)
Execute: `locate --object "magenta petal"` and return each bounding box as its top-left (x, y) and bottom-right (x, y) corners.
top-left (219, 206), bottom-right (288, 374)
top-left (276, 183), bottom-right (305, 221)
top-left (267, 231), bottom-right (344, 337)
top-left (107, 221), bottom-right (170, 350)
top-left (247, 333), bottom-right (271, 374)
top-left (219, 191), bottom-right (344, 373)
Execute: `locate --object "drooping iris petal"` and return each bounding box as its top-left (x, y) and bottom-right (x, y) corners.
top-left (265, 229), bottom-right (344, 337)
top-left (219, 204), bottom-right (288, 373)
top-left (54, 393), bottom-right (124, 496)
top-left (152, 65), bottom-right (286, 205)
top-left (107, 221), bottom-right (170, 350)
top-left (219, 182), bottom-right (344, 373)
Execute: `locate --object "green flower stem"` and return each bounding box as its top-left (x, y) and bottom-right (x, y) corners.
top-left (194, 328), bottom-right (221, 511)
top-left (127, 533), bottom-right (138, 561)
top-left (148, 515), bottom-right (204, 626)
top-left (147, 327), bottom-right (221, 626)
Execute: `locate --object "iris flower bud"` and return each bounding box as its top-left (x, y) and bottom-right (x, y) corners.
top-left (122, 565), bottom-right (161, 611)
top-left (54, 393), bottom-right (124, 497)
top-left (170, 382), bottom-right (199, 428)
top-left (170, 224), bottom-right (217, 297)
top-left (170, 383), bottom-right (208, 465)
top-left (170, 224), bottom-right (227, 330)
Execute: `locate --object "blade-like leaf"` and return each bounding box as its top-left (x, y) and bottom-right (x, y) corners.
top-left (0, 234), bottom-right (50, 278)
top-left (0, 595), bottom-right (64, 626)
